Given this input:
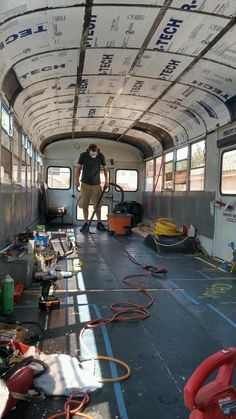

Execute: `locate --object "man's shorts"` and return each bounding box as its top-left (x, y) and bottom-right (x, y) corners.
top-left (78, 183), bottom-right (103, 209)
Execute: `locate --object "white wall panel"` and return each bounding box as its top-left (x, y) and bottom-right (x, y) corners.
top-left (103, 118), bottom-right (133, 129)
top-left (14, 50), bottom-right (77, 88)
top-left (98, 125), bottom-right (126, 134)
top-left (180, 60), bottom-right (236, 101)
top-left (26, 103), bottom-right (73, 132)
top-left (0, 1), bottom-right (85, 23)
top-left (172, 0), bottom-right (236, 16)
top-left (163, 84), bottom-right (231, 131)
top-left (150, 100), bottom-right (206, 140)
top-left (0, 1), bottom-right (46, 23)
top-left (108, 108), bottom-right (143, 120)
top-left (83, 49), bottom-right (137, 75)
top-left (140, 112), bottom-right (189, 144)
top-left (148, 10), bottom-right (228, 55)
top-left (133, 51), bottom-right (193, 80)
top-left (87, 6), bottom-right (159, 48)
top-left (112, 94), bottom-right (153, 111)
top-left (127, 128), bottom-right (163, 154)
top-left (122, 77), bottom-right (170, 98)
top-left (0, 8), bottom-right (83, 85)
top-left (76, 107), bottom-right (109, 118)
top-left (205, 26), bottom-right (236, 67)
top-left (14, 78), bottom-right (76, 122)
top-left (77, 94), bottom-right (115, 107)
top-left (78, 76), bottom-right (125, 94)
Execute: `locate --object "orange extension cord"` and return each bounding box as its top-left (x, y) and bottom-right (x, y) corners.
top-left (49, 264), bottom-right (166, 419)
top-left (48, 391), bottom-right (91, 419)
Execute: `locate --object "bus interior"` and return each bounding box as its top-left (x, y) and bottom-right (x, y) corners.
top-left (0, 1), bottom-right (236, 418)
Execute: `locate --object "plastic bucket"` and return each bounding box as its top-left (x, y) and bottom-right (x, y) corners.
top-left (108, 214), bottom-right (132, 235)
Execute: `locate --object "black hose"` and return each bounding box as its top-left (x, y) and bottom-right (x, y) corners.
top-left (109, 182), bottom-right (124, 205)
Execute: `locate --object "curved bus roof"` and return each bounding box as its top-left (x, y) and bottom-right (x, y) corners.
top-left (1, 1), bottom-right (236, 157)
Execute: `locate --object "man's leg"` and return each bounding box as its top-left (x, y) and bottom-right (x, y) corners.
top-left (79, 184), bottom-right (90, 232)
top-left (91, 186), bottom-right (106, 231)
top-left (80, 208), bottom-right (89, 232)
top-left (83, 208), bottom-right (89, 222)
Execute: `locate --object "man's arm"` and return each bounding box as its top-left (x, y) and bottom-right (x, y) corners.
top-left (77, 164), bottom-right (82, 188)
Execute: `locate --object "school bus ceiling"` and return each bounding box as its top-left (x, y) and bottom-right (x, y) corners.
top-left (1, 1), bottom-right (236, 156)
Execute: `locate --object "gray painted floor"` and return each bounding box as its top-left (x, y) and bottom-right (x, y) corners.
top-left (4, 227), bottom-right (236, 419)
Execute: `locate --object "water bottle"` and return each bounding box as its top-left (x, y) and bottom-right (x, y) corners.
top-left (1, 275), bottom-right (14, 314)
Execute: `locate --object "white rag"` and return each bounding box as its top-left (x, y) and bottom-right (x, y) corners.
top-left (0, 379), bottom-right (9, 418)
top-left (23, 347), bottom-right (102, 396)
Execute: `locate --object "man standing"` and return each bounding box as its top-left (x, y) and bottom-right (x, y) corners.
top-left (77, 144), bottom-right (108, 232)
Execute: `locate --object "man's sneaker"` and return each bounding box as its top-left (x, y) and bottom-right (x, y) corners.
top-left (80, 222), bottom-right (89, 233)
top-left (97, 222), bottom-right (106, 231)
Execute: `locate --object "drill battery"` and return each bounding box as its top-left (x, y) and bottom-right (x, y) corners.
top-left (38, 296), bottom-right (60, 311)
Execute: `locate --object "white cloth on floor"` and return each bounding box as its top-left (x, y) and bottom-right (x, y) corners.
top-left (0, 379), bottom-right (9, 418)
top-left (23, 347), bottom-right (102, 396)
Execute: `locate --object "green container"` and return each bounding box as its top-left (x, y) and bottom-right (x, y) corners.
top-left (1, 275), bottom-right (14, 314)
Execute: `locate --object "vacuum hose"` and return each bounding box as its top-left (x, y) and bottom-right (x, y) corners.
top-left (109, 182), bottom-right (124, 205)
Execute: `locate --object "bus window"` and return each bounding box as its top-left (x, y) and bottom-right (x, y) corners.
top-left (155, 156), bottom-right (163, 192)
top-left (116, 169), bottom-right (138, 192)
top-left (189, 140), bottom-right (205, 191)
top-left (47, 167), bottom-right (71, 189)
top-left (221, 149), bottom-right (236, 195)
top-left (1, 147), bottom-right (11, 184)
top-left (175, 146), bottom-right (188, 191)
top-left (77, 205), bottom-right (108, 221)
top-left (164, 151), bottom-right (173, 191)
top-left (145, 161), bottom-right (154, 192)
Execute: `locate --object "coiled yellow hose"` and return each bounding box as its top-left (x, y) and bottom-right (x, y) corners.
top-left (154, 218), bottom-right (181, 236)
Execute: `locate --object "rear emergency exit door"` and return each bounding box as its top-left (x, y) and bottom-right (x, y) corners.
top-left (213, 146), bottom-right (236, 263)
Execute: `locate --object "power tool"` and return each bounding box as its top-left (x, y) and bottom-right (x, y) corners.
top-left (35, 271), bottom-right (61, 311)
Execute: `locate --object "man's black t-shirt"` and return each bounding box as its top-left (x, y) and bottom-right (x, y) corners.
top-left (78, 152), bottom-right (106, 185)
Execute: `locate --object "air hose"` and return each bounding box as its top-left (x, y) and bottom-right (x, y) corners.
top-left (49, 260), bottom-right (166, 418)
top-left (78, 271), bottom-right (162, 383)
top-left (154, 218), bottom-right (180, 236)
top-left (153, 218), bottom-right (189, 247)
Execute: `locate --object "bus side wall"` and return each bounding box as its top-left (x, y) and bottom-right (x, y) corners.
top-left (142, 132), bottom-right (219, 255)
top-left (0, 185), bottom-right (40, 249)
top-left (142, 190), bottom-right (215, 237)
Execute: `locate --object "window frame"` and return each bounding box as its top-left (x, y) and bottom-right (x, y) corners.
top-left (115, 168), bottom-right (139, 192)
top-left (163, 151), bottom-right (174, 191)
top-left (47, 166), bottom-right (72, 190)
top-left (174, 146), bottom-right (189, 191)
top-left (154, 155), bottom-right (163, 192)
top-left (1, 145), bottom-right (12, 183)
top-left (189, 139), bottom-right (206, 191)
top-left (220, 148), bottom-right (236, 196)
top-left (1, 101), bottom-right (13, 137)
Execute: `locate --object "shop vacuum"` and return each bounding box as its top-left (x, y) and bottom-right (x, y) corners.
top-left (84, 182), bottom-right (142, 235)
top-left (108, 183), bottom-right (142, 235)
